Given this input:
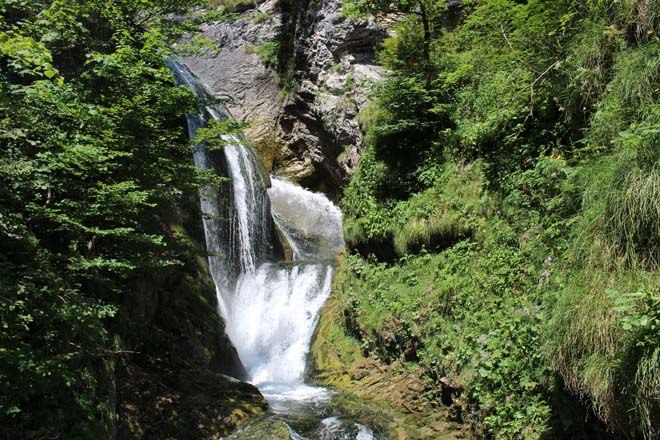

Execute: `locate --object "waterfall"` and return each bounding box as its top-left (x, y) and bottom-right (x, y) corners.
top-left (170, 61), bottom-right (279, 292)
top-left (170, 62), bottom-right (344, 401)
top-left (226, 177), bottom-right (343, 387)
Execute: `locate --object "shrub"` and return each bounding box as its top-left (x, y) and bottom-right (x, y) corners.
top-left (245, 41), bottom-right (280, 67)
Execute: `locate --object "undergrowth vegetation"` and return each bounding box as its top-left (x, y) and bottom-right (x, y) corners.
top-left (322, 0), bottom-right (660, 438)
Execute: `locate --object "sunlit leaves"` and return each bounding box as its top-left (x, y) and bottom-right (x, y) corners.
top-left (0, 0), bottom-right (205, 437)
top-left (0, 34), bottom-right (61, 81)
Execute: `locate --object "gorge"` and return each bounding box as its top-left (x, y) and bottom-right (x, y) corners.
top-left (2, 1), bottom-right (659, 439)
top-left (173, 61), bottom-right (383, 438)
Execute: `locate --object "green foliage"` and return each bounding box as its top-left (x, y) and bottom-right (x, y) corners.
top-left (577, 121), bottom-right (660, 268)
top-left (586, 41), bottom-right (660, 150)
top-left (335, 216), bottom-right (557, 437)
top-left (253, 11), bottom-right (271, 24)
top-left (378, 16), bottom-right (430, 73)
top-left (0, 34), bottom-right (60, 81)
top-left (546, 100), bottom-right (660, 436)
top-left (0, 0), bottom-right (211, 438)
top-left (560, 19), bottom-right (617, 126)
top-left (245, 41), bottom-right (280, 67)
top-left (610, 289), bottom-right (660, 343)
top-left (338, 0), bottom-right (660, 438)
top-left (343, 0), bottom-right (448, 20)
top-left (207, 0), bottom-right (255, 12)
top-left (603, 153), bottom-right (660, 268)
top-left (342, 145), bottom-right (394, 245)
top-left (548, 254), bottom-right (660, 438)
top-left (393, 214), bottom-right (466, 256)
top-left (194, 118), bottom-right (250, 151)
top-left (390, 162), bottom-right (487, 256)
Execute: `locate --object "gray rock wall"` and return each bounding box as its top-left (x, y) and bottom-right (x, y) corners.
top-left (182, 0), bottom-right (387, 198)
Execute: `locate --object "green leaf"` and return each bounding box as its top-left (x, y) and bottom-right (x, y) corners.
top-left (5, 406), bottom-right (21, 416)
top-left (44, 68), bottom-right (58, 79)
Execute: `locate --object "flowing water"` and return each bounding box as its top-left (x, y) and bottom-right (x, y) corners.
top-left (170, 61), bottom-right (384, 439)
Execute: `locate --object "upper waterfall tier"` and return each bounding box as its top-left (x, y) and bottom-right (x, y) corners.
top-left (170, 60), bottom-right (282, 292)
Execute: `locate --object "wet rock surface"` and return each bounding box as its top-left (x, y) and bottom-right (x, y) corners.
top-left (326, 358), bottom-right (469, 440)
top-left (182, 0), bottom-right (387, 198)
top-left (114, 196), bottom-right (267, 439)
top-left (224, 417), bottom-right (293, 439)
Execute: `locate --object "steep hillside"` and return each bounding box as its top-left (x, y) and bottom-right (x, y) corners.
top-left (314, 0), bottom-right (660, 438)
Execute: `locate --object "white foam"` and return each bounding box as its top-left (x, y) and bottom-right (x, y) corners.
top-left (356, 424), bottom-right (375, 440)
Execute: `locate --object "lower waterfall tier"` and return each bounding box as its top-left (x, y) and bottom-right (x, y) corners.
top-left (220, 262), bottom-right (334, 385)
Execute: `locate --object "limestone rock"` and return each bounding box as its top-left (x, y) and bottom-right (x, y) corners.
top-left (182, 0), bottom-right (387, 198)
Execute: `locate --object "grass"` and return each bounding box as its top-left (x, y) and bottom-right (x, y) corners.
top-left (586, 41), bottom-right (660, 148)
top-left (577, 136), bottom-right (660, 269)
top-left (391, 162), bottom-right (487, 257)
top-left (343, 159), bottom-right (488, 258)
top-left (611, 42), bottom-right (660, 109)
top-left (607, 164), bottom-right (660, 267)
top-left (393, 213), bottom-right (469, 256)
top-left (245, 41), bottom-right (279, 67)
top-left (632, 348), bottom-right (660, 438)
top-left (547, 264), bottom-right (622, 414)
top-left (253, 11), bottom-right (270, 24)
top-left (563, 19), bottom-right (616, 122)
top-left (548, 142), bottom-right (660, 435)
top-left (548, 244), bottom-right (660, 436)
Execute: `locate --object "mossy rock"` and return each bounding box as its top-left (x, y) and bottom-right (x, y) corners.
top-left (225, 417), bottom-right (292, 439)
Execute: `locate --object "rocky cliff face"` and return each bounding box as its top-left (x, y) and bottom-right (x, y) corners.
top-left (182, 0), bottom-right (386, 198)
top-left (114, 195), bottom-right (266, 439)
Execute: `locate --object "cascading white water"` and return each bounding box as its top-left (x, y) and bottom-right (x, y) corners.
top-left (170, 60), bottom-right (344, 399)
top-left (196, 136), bottom-right (342, 392)
top-left (227, 263), bottom-right (333, 383)
top-left (269, 178), bottom-right (345, 261)
top-left (172, 61), bottom-right (378, 440)
top-left (222, 177), bottom-right (343, 387)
